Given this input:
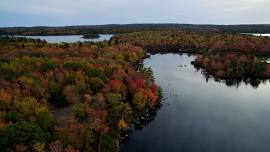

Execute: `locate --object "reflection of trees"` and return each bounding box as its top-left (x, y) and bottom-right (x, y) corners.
top-left (133, 102), bottom-right (162, 130)
top-left (121, 102), bottom-right (162, 143)
top-left (197, 68), bottom-right (269, 88)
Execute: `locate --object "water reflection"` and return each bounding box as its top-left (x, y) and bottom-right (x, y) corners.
top-left (121, 53), bottom-right (270, 152)
top-left (12, 34), bottom-right (113, 43)
top-left (149, 52), bottom-right (270, 88)
top-left (196, 67), bottom-right (270, 88)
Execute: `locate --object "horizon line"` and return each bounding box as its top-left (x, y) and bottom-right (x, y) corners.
top-left (1, 23), bottom-right (270, 28)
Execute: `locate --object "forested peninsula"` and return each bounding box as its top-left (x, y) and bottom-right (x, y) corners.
top-left (112, 31), bottom-right (270, 79)
top-left (0, 37), bottom-right (160, 152)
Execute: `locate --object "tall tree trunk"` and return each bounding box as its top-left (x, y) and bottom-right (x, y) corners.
top-left (99, 136), bottom-right (101, 152)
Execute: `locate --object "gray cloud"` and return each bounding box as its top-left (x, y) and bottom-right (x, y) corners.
top-left (0, 0), bottom-right (270, 26)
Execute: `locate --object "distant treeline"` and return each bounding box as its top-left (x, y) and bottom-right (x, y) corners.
top-left (112, 31), bottom-right (270, 56)
top-left (1, 24), bottom-right (270, 36)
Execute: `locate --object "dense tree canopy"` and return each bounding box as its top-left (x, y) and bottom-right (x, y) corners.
top-left (0, 37), bottom-right (160, 152)
top-left (1, 29), bottom-right (270, 151)
top-left (112, 31), bottom-right (270, 56)
top-left (112, 31), bottom-right (270, 79)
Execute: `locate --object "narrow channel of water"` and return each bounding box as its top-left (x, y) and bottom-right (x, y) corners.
top-left (121, 53), bottom-right (270, 152)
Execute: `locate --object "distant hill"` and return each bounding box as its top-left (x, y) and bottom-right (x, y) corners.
top-left (1, 24), bottom-right (270, 35)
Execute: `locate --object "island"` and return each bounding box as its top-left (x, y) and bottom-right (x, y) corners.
top-left (81, 33), bottom-right (100, 39)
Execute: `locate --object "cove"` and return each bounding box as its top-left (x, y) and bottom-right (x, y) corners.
top-left (121, 53), bottom-right (270, 152)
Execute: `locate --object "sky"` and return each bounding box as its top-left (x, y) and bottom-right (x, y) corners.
top-left (0, 0), bottom-right (270, 27)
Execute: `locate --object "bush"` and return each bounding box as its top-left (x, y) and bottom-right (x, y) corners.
top-left (100, 131), bottom-right (119, 152)
top-left (4, 111), bottom-right (20, 123)
top-left (87, 68), bottom-right (107, 81)
top-left (89, 77), bottom-right (105, 93)
top-left (63, 62), bottom-right (84, 71)
top-left (108, 101), bottom-right (132, 125)
top-left (0, 121), bottom-right (51, 151)
top-left (37, 111), bottom-right (54, 130)
top-left (14, 97), bottom-right (54, 129)
top-left (48, 82), bottom-right (66, 106)
top-left (132, 91), bottom-right (147, 111)
top-left (105, 93), bottom-right (122, 104)
top-left (72, 103), bottom-right (87, 122)
top-left (40, 60), bottom-right (55, 72)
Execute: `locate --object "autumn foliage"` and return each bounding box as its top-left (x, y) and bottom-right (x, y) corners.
top-left (192, 52), bottom-right (270, 79)
top-left (0, 37), bottom-right (160, 152)
top-left (112, 31), bottom-right (270, 56)
top-left (112, 31), bottom-right (270, 79)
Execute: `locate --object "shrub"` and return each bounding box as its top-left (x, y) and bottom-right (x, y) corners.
top-left (72, 103), bottom-right (87, 122)
top-left (63, 62), bottom-right (84, 71)
top-left (105, 93), bottom-right (122, 104)
top-left (40, 60), bottom-right (55, 72)
top-left (100, 131), bottom-right (119, 152)
top-left (89, 77), bottom-right (105, 93)
top-left (0, 121), bottom-right (51, 151)
top-left (87, 68), bottom-right (107, 81)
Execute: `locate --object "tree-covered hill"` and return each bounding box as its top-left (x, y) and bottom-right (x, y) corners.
top-left (1, 24), bottom-right (270, 36)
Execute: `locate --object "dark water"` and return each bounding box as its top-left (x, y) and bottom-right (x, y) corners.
top-left (121, 53), bottom-right (270, 152)
top-left (15, 34), bottom-right (113, 43)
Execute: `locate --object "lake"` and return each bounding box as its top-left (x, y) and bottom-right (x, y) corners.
top-left (121, 53), bottom-right (270, 152)
top-left (15, 34), bottom-right (113, 43)
top-left (252, 33), bottom-right (270, 37)
top-left (243, 33), bottom-right (270, 37)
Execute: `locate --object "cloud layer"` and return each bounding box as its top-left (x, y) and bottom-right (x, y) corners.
top-left (1, 0), bottom-right (269, 26)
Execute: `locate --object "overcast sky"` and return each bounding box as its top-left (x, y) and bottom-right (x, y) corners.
top-left (1, 0), bottom-right (270, 27)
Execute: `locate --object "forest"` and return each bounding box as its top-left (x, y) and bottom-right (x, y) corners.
top-left (112, 31), bottom-right (270, 79)
top-left (1, 24), bottom-right (270, 36)
top-left (1, 29), bottom-right (270, 152)
top-left (0, 37), bottom-right (161, 152)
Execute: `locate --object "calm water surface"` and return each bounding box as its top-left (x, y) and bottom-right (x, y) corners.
top-left (243, 33), bottom-right (270, 37)
top-left (252, 33), bottom-right (270, 37)
top-left (17, 34), bottom-right (113, 43)
top-left (121, 53), bottom-right (270, 152)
